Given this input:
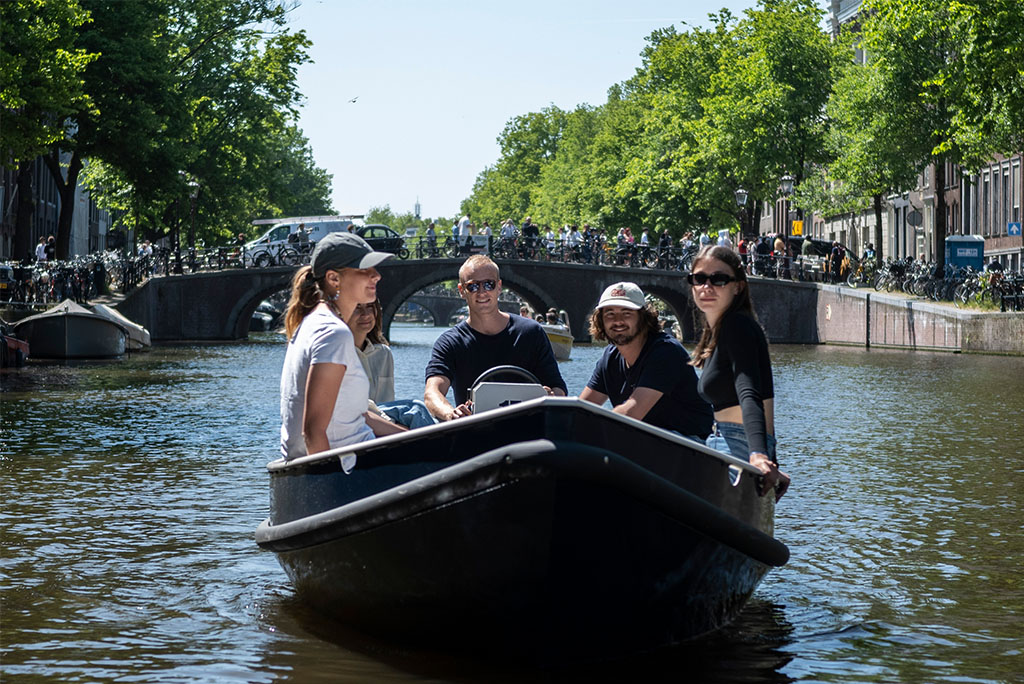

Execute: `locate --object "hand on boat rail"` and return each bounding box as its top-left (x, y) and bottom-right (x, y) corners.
top-left (749, 452), bottom-right (790, 501)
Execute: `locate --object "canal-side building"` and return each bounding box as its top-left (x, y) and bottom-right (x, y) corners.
top-left (962, 154), bottom-right (1023, 271)
top-left (0, 155), bottom-right (114, 261)
top-left (791, 0), bottom-right (1023, 268)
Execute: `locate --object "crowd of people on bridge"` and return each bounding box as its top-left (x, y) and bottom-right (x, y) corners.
top-left (417, 214), bottom-right (853, 289)
top-left (278, 238), bottom-right (789, 499)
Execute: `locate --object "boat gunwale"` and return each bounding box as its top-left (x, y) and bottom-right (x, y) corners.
top-left (265, 396), bottom-right (760, 476)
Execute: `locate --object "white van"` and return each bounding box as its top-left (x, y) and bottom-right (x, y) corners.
top-left (244, 215), bottom-right (363, 267)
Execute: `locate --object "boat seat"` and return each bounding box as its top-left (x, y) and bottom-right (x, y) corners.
top-left (471, 382), bottom-right (547, 414)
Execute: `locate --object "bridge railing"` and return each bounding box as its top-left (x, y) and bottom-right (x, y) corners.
top-left (117, 237), bottom-right (846, 291)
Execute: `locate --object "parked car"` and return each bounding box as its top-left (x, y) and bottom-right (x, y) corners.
top-left (356, 224), bottom-right (409, 259)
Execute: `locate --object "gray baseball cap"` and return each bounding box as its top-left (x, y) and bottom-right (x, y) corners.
top-left (311, 232), bottom-right (392, 278)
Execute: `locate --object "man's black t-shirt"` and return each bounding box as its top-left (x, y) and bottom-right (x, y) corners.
top-left (586, 331), bottom-right (713, 439)
top-left (426, 315), bottom-right (567, 405)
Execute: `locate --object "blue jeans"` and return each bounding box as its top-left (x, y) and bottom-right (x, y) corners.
top-left (705, 421), bottom-right (777, 464)
top-left (378, 399), bottom-right (436, 429)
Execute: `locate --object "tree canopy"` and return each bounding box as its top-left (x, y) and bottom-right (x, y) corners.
top-left (461, 0), bottom-right (1022, 261)
top-left (3, 0), bottom-right (334, 258)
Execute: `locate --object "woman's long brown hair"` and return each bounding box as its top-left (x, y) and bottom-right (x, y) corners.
top-left (689, 246), bottom-right (756, 368)
top-left (367, 299), bottom-right (388, 345)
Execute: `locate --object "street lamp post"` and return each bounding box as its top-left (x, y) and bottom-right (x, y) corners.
top-left (187, 181), bottom-right (200, 250)
top-left (173, 219), bottom-right (183, 274)
top-left (779, 174), bottom-right (795, 241)
top-left (734, 187), bottom-right (749, 237)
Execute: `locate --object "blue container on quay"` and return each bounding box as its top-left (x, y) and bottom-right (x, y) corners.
top-left (945, 235), bottom-right (985, 270)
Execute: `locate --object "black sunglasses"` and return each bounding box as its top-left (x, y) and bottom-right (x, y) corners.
top-left (463, 279), bottom-right (497, 293)
top-left (686, 271), bottom-right (737, 287)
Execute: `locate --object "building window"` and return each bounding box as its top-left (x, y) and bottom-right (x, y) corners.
top-left (1013, 161), bottom-right (1021, 223)
top-left (1003, 165), bottom-right (1011, 232)
top-left (982, 172), bottom-right (990, 235)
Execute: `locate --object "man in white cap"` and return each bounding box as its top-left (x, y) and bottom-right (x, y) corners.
top-left (580, 281), bottom-right (712, 440)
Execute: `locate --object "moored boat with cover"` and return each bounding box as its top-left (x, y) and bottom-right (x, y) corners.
top-left (13, 299), bottom-right (127, 359)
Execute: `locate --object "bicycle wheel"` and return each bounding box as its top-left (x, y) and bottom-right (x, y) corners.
top-left (642, 249), bottom-right (659, 269)
top-left (280, 249), bottom-right (301, 266)
top-left (398, 247), bottom-right (409, 260)
top-left (446, 242), bottom-right (460, 258)
top-left (254, 252), bottom-right (274, 268)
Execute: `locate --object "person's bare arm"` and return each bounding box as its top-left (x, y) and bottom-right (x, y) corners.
top-left (302, 362), bottom-right (345, 455)
top-left (579, 386), bottom-right (608, 406)
top-left (424, 375), bottom-right (472, 421)
top-left (611, 386), bottom-right (663, 421)
top-left (364, 411), bottom-right (407, 436)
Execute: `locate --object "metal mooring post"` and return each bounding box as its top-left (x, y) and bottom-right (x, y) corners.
top-left (865, 293), bottom-right (871, 349)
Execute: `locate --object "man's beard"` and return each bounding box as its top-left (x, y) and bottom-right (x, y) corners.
top-left (607, 328), bottom-right (639, 346)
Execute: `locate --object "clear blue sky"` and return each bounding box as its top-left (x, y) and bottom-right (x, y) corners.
top-left (285, 0), bottom-right (813, 221)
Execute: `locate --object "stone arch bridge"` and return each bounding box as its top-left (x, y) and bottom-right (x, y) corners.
top-left (116, 258), bottom-right (817, 344)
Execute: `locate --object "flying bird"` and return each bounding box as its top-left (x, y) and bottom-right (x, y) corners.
top-left (348, 96), bottom-right (359, 103)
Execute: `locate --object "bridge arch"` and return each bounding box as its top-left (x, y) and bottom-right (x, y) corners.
top-left (225, 271), bottom-right (294, 338)
top-left (376, 258), bottom-right (576, 341)
top-left (117, 258), bottom-right (815, 346)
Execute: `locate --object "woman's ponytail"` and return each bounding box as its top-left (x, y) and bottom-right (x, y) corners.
top-left (283, 266), bottom-right (322, 338)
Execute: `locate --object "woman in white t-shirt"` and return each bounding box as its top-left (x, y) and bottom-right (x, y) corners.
top-left (279, 232), bottom-right (406, 465)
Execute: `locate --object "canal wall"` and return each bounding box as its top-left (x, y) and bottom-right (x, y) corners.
top-left (813, 285), bottom-right (1024, 355)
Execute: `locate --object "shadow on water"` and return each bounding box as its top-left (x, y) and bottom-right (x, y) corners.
top-left (266, 594), bottom-right (796, 683)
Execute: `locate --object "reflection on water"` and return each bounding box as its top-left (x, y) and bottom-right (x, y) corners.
top-left (2, 327), bottom-right (1022, 683)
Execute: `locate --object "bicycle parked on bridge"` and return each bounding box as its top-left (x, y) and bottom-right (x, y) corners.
top-left (252, 242), bottom-right (305, 268)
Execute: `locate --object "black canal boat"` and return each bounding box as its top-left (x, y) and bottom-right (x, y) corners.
top-left (255, 395), bottom-right (789, 660)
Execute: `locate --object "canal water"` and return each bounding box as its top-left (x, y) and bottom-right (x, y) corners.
top-left (2, 324), bottom-right (1022, 683)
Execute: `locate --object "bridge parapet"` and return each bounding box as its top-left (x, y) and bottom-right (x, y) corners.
top-left (114, 259), bottom-right (820, 345)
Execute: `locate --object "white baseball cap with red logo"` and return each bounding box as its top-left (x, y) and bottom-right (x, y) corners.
top-left (597, 281), bottom-right (645, 310)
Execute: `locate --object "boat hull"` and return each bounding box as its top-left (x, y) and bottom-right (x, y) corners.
top-left (91, 303), bottom-right (151, 350)
top-left (256, 399), bottom-right (785, 659)
top-left (1, 334), bottom-right (30, 366)
top-left (15, 313), bottom-right (126, 358)
top-left (541, 323), bottom-right (573, 361)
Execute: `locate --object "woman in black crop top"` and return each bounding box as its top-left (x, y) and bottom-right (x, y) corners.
top-left (688, 246), bottom-right (790, 500)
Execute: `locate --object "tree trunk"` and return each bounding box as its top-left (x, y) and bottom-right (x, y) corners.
top-left (933, 159), bottom-right (947, 275)
top-left (873, 193), bottom-right (884, 261)
top-left (43, 150), bottom-right (83, 260)
top-left (13, 161), bottom-right (35, 263)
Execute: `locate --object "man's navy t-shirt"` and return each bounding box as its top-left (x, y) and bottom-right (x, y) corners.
top-left (426, 315), bottom-right (567, 405)
top-left (586, 330), bottom-right (713, 438)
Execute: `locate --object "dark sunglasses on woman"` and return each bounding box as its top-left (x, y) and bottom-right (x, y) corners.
top-left (686, 272), bottom-right (736, 287)
top-left (463, 279), bottom-right (497, 293)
